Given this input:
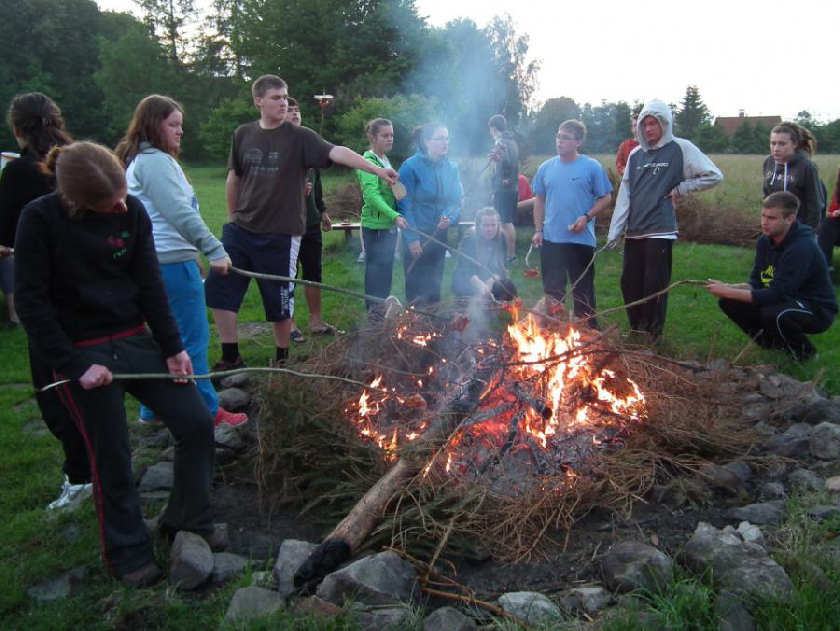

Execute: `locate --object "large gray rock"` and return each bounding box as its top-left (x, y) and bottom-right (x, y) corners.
top-left (214, 422), bottom-right (245, 451)
top-left (715, 589), bottom-right (756, 631)
top-left (764, 423), bottom-right (811, 457)
top-left (169, 531), bottom-right (213, 590)
top-left (807, 505), bottom-right (840, 520)
top-left (724, 461), bottom-right (753, 482)
top-left (793, 396), bottom-right (840, 425)
top-left (678, 522), bottom-right (793, 600)
top-left (498, 591), bottom-right (563, 625)
top-left (273, 539), bottom-right (318, 600)
top-left (316, 551), bottom-right (417, 606)
top-left (737, 522), bottom-right (766, 547)
top-left (698, 463), bottom-right (747, 494)
top-left (825, 476), bottom-right (840, 492)
top-left (217, 387), bottom-right (251, 411)
top-left (601, 541), bottom-right (674, 594)
top-left (809, 422), bottom-right (840, 460)
top-left (224, 586), bottom-right (284, 624)
top-left (759, 481), bottom-right (786, 500)
top-left (138, 462), bottom-right (174, 492)
top-left (220, 372), bottom-right (251, 389)
top-left (210, 552), bottom-right (249, 585)
top-left (568, 586), bottom-right (609, 615)
top-left (26, 566), bottom-right (86, 602)
top-left (423, 606), bottom-right (477, 631)
top-left (729, 501), bottom-right (785, 526)
top-left (789, 468), bottom-right (825, 491)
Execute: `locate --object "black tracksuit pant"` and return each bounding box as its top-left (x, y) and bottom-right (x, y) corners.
top-left (55, 331), bottom-right (215, 577)
top-left (718, 297), bottom-right (833, 360)
top-left (620, 238), bottom-right (673, 338)
top-left (540, 241), bottom-right (598, 326)
top-left (29, 342), bottom-right (91, 485)
top-left (403, 229), bottom-right (448, 305)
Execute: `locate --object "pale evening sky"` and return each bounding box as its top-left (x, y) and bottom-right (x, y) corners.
top-left (98, 0), bottom-right (840, 122)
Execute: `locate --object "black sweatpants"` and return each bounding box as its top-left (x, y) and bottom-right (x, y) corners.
top-left (56, 331), bottom-right (215, 577)
top-left (540, 241), bottom-right (597, 325)
top-left (363, 227), bottom-right (398, 309)
top-left (817, 216), bottom-right (839, 269)
top-left (718, 297), bottom-right (833, 360)
top-left (620, 238), bottom-right (673, 338)
top-left (29, 341), bottom-right (91, 485)
top-left (403, 229), bottom-right (448, 305)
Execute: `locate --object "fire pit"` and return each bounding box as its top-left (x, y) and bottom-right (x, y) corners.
top-left (345, 308), bottom-right (646, 492)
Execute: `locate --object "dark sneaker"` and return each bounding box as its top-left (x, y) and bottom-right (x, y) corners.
top-left (290, 329), bottom-right (306, 343)
top-left (120, 562), bottom-right (163, 588)
top-left (211, 356), bottom-right (246, 372)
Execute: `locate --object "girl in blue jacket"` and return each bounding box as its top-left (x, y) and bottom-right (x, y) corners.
top-left (398, 123), bottom-right (463, 304)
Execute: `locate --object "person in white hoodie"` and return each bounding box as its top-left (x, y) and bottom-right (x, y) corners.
top-left (116, 95), bottom-right (247, 427)
top-left (607, 98), bottom-right (723, 340)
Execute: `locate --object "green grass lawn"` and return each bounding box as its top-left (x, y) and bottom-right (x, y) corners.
top-left (0, 160), bottom-right (837, 627)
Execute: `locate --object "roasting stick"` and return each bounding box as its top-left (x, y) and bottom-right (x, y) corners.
top-left (38, 366), bottom-right (394, 396)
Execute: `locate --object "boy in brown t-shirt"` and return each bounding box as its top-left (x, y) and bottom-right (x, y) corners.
top-left (205, 74), bottom-right (398, 367)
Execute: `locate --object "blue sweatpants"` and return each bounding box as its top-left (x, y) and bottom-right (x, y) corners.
top-left (140, 260), bottom-right (218, 420)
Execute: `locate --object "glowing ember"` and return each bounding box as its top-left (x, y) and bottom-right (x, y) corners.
top-left (345, 311), bottom-right (647, 484)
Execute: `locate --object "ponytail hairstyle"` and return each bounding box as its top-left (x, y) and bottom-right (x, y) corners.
top-left (365, 118), bottom-right (392, 141)
top-left (7, 92), bottom-right (72, 158)
top-left (772, 121), bottom-right (818, 157)
top-left (115, 94), bottom-right (183, 165)
top-left (412, 122), bottom-right (446, 155)
top-left (42, 141), bottom-right (127, 217)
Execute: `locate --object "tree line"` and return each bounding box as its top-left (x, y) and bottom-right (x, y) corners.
top-left (2, 1), bottom-right (838, 162)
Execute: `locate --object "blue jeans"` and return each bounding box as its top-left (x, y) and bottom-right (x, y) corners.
top-left (139, 260), bottom-right (218, 420)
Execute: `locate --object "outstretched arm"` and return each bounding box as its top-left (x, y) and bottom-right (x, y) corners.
top-left (329, 146), bottom-right (398, 184)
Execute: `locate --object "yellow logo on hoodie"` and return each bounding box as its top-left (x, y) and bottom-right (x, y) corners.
top-left (759, 264), bottom-right (774, 287)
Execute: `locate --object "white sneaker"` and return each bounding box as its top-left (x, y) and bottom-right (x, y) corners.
top-left (47, 475), bottom-right (93, 511)
top-left (356, 251), bottom-right (366, 263)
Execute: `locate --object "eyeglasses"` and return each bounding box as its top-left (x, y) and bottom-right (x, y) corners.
top-left (556, 134), bottom-right (578, 141)
top-left (430, 136), bottom-right (450, 142)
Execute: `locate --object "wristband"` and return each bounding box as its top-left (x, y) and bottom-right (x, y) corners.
top-left (534, 229), bottom-right (543, 233)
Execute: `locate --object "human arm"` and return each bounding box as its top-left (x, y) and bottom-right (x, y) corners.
top-left (607, 176), bottom-right (631, 246)
top-left (615, 140), bottom-right (630, 176)
top-left (705, 280), bottom-right (754, 303)
top-left (0, 157), bottom-right (49, 247)
top-left (225, 170), bottom-right (240, 222)
top-left (134, 153), bottom-right (227, 261)
top-left (166, 350), bottom-right (193, 384)
top-left (672, 139), bottom-right (723, 196)
top-left (571, 193), bottom-right (613, 234)
top-left (329, 146), bottom-right (398, 184)
top-left (397, 161), bottom-right (419, 243)
top-left (799, 163), bottom-right (826, 228)
top-left (532, 195), bottom-right (546, 247)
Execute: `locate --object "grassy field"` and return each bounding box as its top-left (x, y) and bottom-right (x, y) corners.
top-left (0, 157), bottom-right (838, 628)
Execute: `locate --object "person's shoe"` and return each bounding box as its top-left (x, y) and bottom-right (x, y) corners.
top-left (214, 407), bottom-right (248, 428)
top-left (356, 250), bottom-right (366, 263)
top-left (290, 329), bottom-right (306, 343)
top-left (119, 562), bottom-right (163, 588)
top-left (47, 476), bottom-right (93, 511)
top-left (211, 356), bottom-right (246, 372)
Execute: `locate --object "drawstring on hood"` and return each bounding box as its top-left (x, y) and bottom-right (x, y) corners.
top-left (636, 98), bottom-right (674, 151)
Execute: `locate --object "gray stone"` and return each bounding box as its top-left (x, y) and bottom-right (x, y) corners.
top-left (356, 607), bottom-right (411, 630)
top-left (678, 522), bottom-right (793, 600)
top-left (169, 531), bottom-right (213, 590)
top-left (601, 541), bottom-right (674, 594)
top-left (160, 446), bottom-right (175, 462)
top-left (737, 522), bottom-right (766, 547)
top-left (220, 372), bottom-right (251, 389)
top-left (752, 421), bottom-right (777, 435)
top-left (715, 589), bottom-right (756, 631)
top-left (273, 539), bottom-right (318, 600)
top-left (26, 566), bottom-right (86, 602)
top-left (210, 552), bottom-right (249, 585)
top-left (807, 505), bottom-right (840, 520)
top-left (809, 422), bottom-right (840, 460)
top-left (316, 551), bottom-right (417, 606)
top-left (138, 461), bottom-right (174, 492)
top-left (498, 591), bottom-right (563, 625)
top-left (569, 586), bottom-right (609, 615)
top-left (729, 501), bottom-right (785, 526)
top-left (294, 595), bottom-right (343, 620)
top-left (217, 387), bottom-right (251, 411)
top-left (793, 396), bottom-right (840, 425)
top-left (699, 463), bottom-right (747, 494)
top-left (250, 570), bottom-right (274, 588)
top-left (789, 468), bottom-right (825, 491)
top-left (423, 606), bottom-right (477, 631)
top-left (765, 423), bottom-right (812, 457)
top-left (214, 423), bottom-right (245, 451)
top-left (724, 461), bottom-right (753, 482)
top-left (759, 482), bottom-right (786, 500)
top-left (826, 476), bottom-right (840, 492)
top-left (140, 431), bottom-right (171, 449)
top-left (775, 552), bottom-right (834, 593)
top-left (22, 419), bottom-right (49, 436)
top-left (224, 586), bottom-right (284, 624)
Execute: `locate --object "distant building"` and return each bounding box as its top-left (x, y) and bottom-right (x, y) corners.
top-left (713, 111), bottom-right (782, 137)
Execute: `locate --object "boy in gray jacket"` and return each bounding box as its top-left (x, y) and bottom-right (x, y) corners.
top-left (607, 98), bottom-right (722, 340)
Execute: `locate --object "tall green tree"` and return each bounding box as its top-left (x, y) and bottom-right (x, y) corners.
top-left (135, 0), bottom-right (196, 61)
top-left (527, 97), bottom-right (580, 154)
top-left (674, 85), bottom-right (711, 141)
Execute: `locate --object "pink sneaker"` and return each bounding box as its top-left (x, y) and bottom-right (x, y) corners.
top-left (214, 407), bottom-right (248, 428)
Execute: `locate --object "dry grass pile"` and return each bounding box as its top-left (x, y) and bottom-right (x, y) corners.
top-left (253, 308), bottom-right (761, 562)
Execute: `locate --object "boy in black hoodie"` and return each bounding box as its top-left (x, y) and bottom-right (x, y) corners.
top-left (706, 192), bottom-right (837, 361)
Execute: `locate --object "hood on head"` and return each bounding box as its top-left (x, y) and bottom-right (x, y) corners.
top-left (636, 98), bottom-right (674, 150)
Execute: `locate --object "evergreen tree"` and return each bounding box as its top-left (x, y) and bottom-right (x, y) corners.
top-left (674, 85), bottom-right (711, 141)
top-left (134, 0), bottom-right (196, 61)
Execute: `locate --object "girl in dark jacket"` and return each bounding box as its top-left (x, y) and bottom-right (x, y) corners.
top-left (452, 206), bottom-right (516, 300)
top-left (15, 141), bottom-right (217, 587)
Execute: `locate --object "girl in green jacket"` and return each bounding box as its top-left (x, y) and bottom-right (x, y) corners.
top-left (357, 118), bottom-right (407, 311)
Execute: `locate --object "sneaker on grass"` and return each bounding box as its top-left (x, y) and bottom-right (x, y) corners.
top-left (47, 475), bottom-right (93, 511)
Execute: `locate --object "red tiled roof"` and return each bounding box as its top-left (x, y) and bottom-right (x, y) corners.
top-left (713, 115), bottom-right (782, 137)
